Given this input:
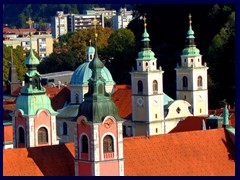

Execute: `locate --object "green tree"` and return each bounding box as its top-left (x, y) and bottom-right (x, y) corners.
top-left (67, 26), bottom-right (114, 63)
top-left (37, 51), bottom-right (79, 74)
top-left (206, 10), bottom-right (235, 107)
top-left (103, 28), bottom-right (136, 84)
top-left (3, 45), bottom-right (29, 85)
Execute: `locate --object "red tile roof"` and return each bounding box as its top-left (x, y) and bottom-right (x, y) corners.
top-left (123, 128), bottom-right (235, 176)
top-left (3, 143), bottom-right (75, 176)
top-left (3, 27), bottom-right (36, 34)
top-left (112, 85), bottom-right (132, 119)
top-left (50, 86), bottom-right (71, 111)
top-left (169, 116), bottom-right (207, 133)
top-left (3, 128), bottom-right (235, 176)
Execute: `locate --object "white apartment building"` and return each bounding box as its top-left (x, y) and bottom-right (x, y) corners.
top-left (51, 11), bottom-right (68, 39)
top-left (51, 11), bottom-right (104, 39)
top-left (113, 8), bottom-right (133, 30)
top-left (84, 7), bottom-right (116, 19)
top-left (3, 34), bottom-right (53, 61)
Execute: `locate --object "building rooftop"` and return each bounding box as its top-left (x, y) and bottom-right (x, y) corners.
top-left (3, 128), bottom-right (235, 176)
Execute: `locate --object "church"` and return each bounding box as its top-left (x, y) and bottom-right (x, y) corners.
top-left (3, 15), bottom-right (235, 176)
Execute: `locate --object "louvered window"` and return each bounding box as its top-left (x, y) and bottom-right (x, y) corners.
top-left (103, 135), bottom-right (114, 153)
top-left (38, 127), bottom-right (48, 144)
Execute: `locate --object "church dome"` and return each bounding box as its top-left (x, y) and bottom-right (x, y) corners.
top-left (86, 46), bottom-right (95, 54)
top-left (182, 46), bottom-right (200, 57)
top-left (70, 62), bottom-right (115, 85)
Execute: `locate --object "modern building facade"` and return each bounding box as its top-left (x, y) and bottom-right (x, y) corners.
top-left (51, 11), bottom-right (104, 39)
top-left (3, 34), bottom-right (53, 61)
top-left (113, 8), bottom-right (133, 30)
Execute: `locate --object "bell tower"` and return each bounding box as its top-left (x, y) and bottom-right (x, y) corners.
top-left (130, 17), bottom-right (165, 136)
top-left (12, 33), bottom-right (58, 148)
top-left (75, 19), bottom-right (124, 176)
top-left (175, 14), bottom-right (208, 116)
top-left (12, 17), bottom-right (58, 148)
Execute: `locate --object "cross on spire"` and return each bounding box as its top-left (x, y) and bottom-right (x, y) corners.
top-left (91, 17), bottom-right (99, 41)
top-left (89, 39), bottom-right (92, 46)
top-left (143, 15), bottom-right (147, 28)
top-left (189, 13), bottom-right (192, 26)
top-left (26, 17), bottom-right (34, 29)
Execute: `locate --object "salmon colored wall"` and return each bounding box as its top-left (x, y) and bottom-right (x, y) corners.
top-left (4, 125), bottom-right (13, 141)
top-left (16, 111), bottom-right (26, 130)
top-left (77, 121), bottom-right (91, 159)
top-left (100, 161), bottom-right (119, 176)
top-left (99, 120), bottom-right (118, 161)
top-left (34, 111), bottom-right (51, 145)
top-left (78, 162), bottom-right (92, 176)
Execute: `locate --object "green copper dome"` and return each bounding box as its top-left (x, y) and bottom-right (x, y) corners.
top-left (13, 33), bottom-right (57, 116)
top-left (70, 62), bottom-right (115, 85)
top-left (14, 94), bottom-right (57, 116)
top-left (137, 25), bottom-right (156, 61)
top-left (86, 46), bottom-right (95, 54)
top-left (181, 15), bottom-right (201, 57)
top-left (142, 28), bottom-right (150, 42)
top-left (137, 50), bottom-right (156, 61)
top-left (182, 46), bottom-right (200, 57)
top-left (78, 39), bottom-right (122, 123)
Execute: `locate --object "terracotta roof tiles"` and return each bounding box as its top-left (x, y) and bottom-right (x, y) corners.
top-left (3, 143), bottom-right (75, 176)
top-left (3, 128), bottom-right (235, 176)
top-left (112, 86), bottom-right (132, 119)
top-left (123, 128), bottom-right (235, 176)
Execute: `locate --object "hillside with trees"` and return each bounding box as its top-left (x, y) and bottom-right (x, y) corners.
top-left (3, 4), bottom-right (235, 109)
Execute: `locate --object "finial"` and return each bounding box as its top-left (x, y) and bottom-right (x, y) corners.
top-left (89, 39), bottom-right (92, 46)
top-left (26, 17), bottom-right (34, 29)
top-left (91, 17), bottom-right (99, 41)
top-left (143, 15), bottom-right (147, 28)
top-left (188, 13), bottom-right (192, 26)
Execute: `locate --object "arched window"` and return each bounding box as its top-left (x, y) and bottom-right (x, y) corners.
top-left (146, 62), bottom-right (148, 66)
top-left (153, 80), bottom-right (158, 94)
top-left (138, 80), bottom-right (143, 94)
top-left (182, 76), bottom-right (188, 89)
top-left (19, 127), bottom-right (25, 143)
top-left (63, 122), bottom-right (68, 135)
top-left (197, 76), bottom-right (202, 87)
top-left (81, 135), bottom-right (88, 153)
top-left (103, 135), bottom-right (114, 153)
top-left (38, 127), bottom-right (48, 144)
top-left (75, 93), bottom-right (79, 104)
top-left (90, 54), bottom-right (92, 60)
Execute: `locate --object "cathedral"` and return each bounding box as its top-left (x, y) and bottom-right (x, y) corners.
top-left (3, 15), bottom-right (235, 176)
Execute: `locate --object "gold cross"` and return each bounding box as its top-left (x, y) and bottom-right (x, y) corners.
top-left (26, 17), bottom-right (34, 28)
top-left (91, 17), bottom-right (99, 40)
top-left (89, 39), bottom-right (92, 46)
top-left (189, 13), bottom-right (192, 25)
